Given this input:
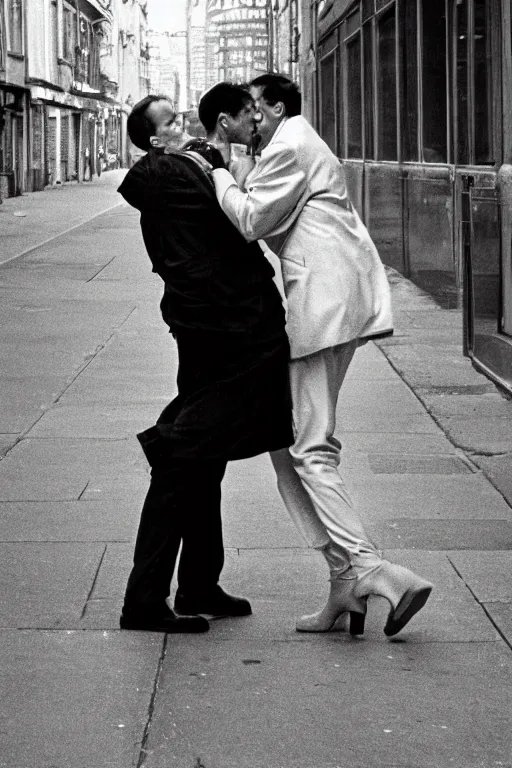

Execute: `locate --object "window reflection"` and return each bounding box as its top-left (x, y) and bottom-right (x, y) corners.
top-left (346, 34), bottom-right (362, 157)
top-left (422, 0), bottom-right (447, 162)
top-left (377, 7), bottom-right (397, 160)
top-left (474, 0), bottom-right (493, 163)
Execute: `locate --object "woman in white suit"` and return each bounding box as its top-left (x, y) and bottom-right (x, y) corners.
top-left (201, 76), bottom-right (432, 637)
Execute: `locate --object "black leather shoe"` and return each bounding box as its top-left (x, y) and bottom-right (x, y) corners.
top-left (174, 586), bottom-right (252, 618)
top-left (120, 603), bottom-right (209, 633)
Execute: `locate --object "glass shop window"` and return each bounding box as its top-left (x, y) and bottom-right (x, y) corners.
top-left (8, 0), bottom-right (23, 53)
top-left (455, 0), bottom-right (470, 164)
top-left (473, 0), bottom-right (493, 164)
top-left (346, 32), bottom-right (362, 158)
top-left (400, 0), bottom-right (418, 161)
top-left (362, 0), bottom-right (374, 22)
top-left (453, 0), bottom-right (494, 165)
top-left (376, 6), bottom-right (397, 160)
top-left (422, 0), bottom-right (448, 162)
top-left (363, 21), bottom-right (374, 158)
top-left (319, 49), bottom-right (337, 154)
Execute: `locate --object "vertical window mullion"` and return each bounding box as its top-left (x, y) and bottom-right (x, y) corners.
top-left (445, 0), bottom-right (451, 164)
top-left (395, 0), bottom-right (401, 161)
top-left (360, 23), bottom-right (366, 158)
top-left (417, 0), bottom-right (423, 160)
top-left (363, 18), bottom-right (375, 158)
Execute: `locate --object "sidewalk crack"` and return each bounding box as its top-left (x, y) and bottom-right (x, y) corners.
top-left (447, 556), bottom-right (512, 653)
top-left (86, 254), bottom-right (117, 282)
top-left (80, 544), bottom-right (107, 619)
top-left (137, 635), bottom-right (168, 768)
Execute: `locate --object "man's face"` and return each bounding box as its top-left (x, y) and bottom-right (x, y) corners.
top-left (147, 99), bottom-right (178, 149)
top-left (223, 99), bottom-right (258, 145)
top-left (250, 86), bottom-right (282, 149)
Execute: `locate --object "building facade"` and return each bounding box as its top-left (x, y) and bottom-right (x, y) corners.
top-left (305, 0), bottom-right (512, 395)
top-left (0, 0), bottom-right (150, 199)
top-left (206, 0), bottom-right (270, 83)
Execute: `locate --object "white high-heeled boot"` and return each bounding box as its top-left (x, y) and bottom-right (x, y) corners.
top-left (352, 553), bottom-right (433, 636)
top-left (296, 541), bottom-right (367, 635)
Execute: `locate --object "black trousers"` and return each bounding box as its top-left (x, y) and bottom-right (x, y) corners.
top-left (123, 458), bottom-right (227, 608)
top-left (123, 326), bottom-right (292, 610)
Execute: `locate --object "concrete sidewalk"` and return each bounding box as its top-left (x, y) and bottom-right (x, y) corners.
top-left (1, 174), bottom-right (512, 768)
top-left (0, 170), bottom-right (126, 266)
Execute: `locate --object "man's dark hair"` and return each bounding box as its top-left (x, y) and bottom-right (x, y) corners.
top-left (250, 74), bottom-right (301, 117)
top-left (198, 82), bottom-right (253, 134)
top-left (127, 95), bottom-right (174, 150)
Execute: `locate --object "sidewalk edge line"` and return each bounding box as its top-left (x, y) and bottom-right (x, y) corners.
top-left (0, 202), bottom-right (124, 267)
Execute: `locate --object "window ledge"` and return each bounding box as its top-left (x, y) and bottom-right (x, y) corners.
top-left (7, 51), bottom-right (25, 60)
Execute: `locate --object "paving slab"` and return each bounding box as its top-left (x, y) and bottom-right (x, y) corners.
top-left (0, 628), bottom-right (162, 768)
top-left (339, 412), bottom-right (441, 434)
top-left (0, 456), bottom-right (88, 501)
top-left (438, 415), bottom-right (512, 453)
top-left (81, 474), bottom-right (148, 502)
top-left (89, 542), bottom-right (136, 600)
top-left (143, 639), bottom-right (512, 768)
top-left (472, 453), bottom-right (512, 507)
top-left (222, 455), bottom-right (306, 548)
top-left (339, 379), bottom-right (426, 415)
top-left (0, 297), bottom-right (135, 341)
top-left (59, 370), bottom-right (176, 403)
top-left (0, 339), bottom-right (97, 378)
top-left (0, 437), bottom-right (145, 501)
top-left (377, 344), bottom-right (487, 388)
top-left (349, 472), bottom-right (512, 523)
top-left (448, 551), bottom-right (512, 602)
top-left (340, 431), bottom-right (458, 454)
top-left (0, 500), bottom-right (139, 542)
top-left (485, 603), bottom-right (512, 645)
top-left (62, 331), bottom-right (176, 380)
top-left (0, 169), bottom-right (126, 263)
top-left (27, 401), bottom-right (165, 438)
top-left (421, 392), bottom-right (512, 418)
top-left (0, 542), bottom-right (104, 628)
top-left (0, 434), bottom-right (17, 457)
top-left (368, 517), bottom-right (512, 550)
top-left (400, 308), bottom-right (463, 329)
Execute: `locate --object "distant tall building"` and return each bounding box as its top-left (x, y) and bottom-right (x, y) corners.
top-left (189, 0), bottom-right (208, 105)
top-left (148, 31), bottom-right (187, 111)
top-left (206, 0), bottom-right (269, 84)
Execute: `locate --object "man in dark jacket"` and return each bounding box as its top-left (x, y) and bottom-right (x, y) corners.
top-left (117, 87), bottom-right (293, 633)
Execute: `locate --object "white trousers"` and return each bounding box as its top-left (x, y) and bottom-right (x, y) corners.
top-left (270, 340), bottom-right (377, 562)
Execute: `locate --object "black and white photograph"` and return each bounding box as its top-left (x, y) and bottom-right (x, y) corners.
top-left (1, 0), bottom-right (512, 766)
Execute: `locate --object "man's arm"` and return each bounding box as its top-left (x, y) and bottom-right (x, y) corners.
top-left (212, 143), bottom-right (307, 242)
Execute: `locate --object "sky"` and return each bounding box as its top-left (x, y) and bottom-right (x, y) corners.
top-left (147, 0), bottom-right (186, 33)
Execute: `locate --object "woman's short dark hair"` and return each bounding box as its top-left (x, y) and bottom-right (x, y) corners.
top-left (127, 95), bottom-right (174, 150)
top-left (250, 74), bottom-right (301, 117)
top-left (198, 82), bottom-right (253, 133)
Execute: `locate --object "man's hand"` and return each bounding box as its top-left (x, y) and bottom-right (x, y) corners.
top-left (181, 139), bottom-right (226, 169)
top-left (230, 153), bottom-right (256, 189)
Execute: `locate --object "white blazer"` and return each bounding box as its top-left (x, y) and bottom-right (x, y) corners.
top-left (213, 115), bottom-right (393, 359)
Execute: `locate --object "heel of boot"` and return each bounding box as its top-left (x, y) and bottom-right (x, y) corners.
top-left (349, 611), bottom-right (366, 635)
top-left (349, 599), bottom-right (367, 636)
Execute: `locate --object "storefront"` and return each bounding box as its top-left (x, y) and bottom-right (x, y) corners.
top-left (0, 85), bottom-right (27, 197)
top-left (313, 0), bottom-right (512, 395)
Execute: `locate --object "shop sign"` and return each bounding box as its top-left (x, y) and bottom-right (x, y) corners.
top-left (207, 0), bottom-right (266, 11)
top-left (207, 0), bottom-right (267, 22)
